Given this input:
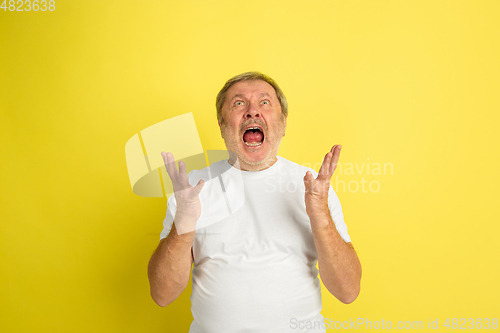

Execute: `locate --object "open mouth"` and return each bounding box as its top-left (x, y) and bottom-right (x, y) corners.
top-left (243, 126), bottom-right (264, 147)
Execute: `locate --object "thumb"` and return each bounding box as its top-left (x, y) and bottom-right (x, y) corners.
top-left (303, 171), bottom-right (314, 191)
top-left (192, 179), bottom-right (205, 196)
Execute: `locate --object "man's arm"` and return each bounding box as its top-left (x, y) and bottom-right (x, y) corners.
top-left (147, 152), bottom-right (204, 307)
top-left (308, 207), bottom-right (361, 304)
top-left (147, 223), bottom-right (195, 307)
top-left (304, 145), bottom-right (362, 304)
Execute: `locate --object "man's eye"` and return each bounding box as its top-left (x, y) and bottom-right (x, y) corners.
top-left (262, 100), bottom-right (270, 105)
top-left (235, 101), bottom-right (244, 106)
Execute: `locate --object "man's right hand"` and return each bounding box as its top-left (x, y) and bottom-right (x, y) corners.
top-left (161, 152), bottom-right (205, 235)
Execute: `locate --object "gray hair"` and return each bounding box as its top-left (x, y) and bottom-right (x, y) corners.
top-left (216, 72), bottom-right (288, 124)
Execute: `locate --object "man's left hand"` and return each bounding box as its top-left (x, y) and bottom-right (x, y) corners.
top-left (303, 145), bottom-right (341, 216)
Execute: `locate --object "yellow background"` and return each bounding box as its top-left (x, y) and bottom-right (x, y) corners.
top-left (1, 0), bottom-right (499, 331)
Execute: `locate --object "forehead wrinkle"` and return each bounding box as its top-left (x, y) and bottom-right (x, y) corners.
top-left (229, 93), bottom-right (246, 102)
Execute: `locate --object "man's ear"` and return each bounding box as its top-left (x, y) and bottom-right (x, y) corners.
top-left (218, 120), bottom-right (223, 138)
top-left (282, 116), bottom-right (287, 137)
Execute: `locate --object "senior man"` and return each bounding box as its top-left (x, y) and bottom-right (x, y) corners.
top-left (148, 72), bottom-right (362, 333)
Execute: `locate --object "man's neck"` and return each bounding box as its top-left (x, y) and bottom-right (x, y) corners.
top-left (228, 155), bottom-right (278, 171)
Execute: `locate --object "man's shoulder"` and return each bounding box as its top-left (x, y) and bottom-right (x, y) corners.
top-left (186, 159), bottom-right (230, 185)
top-left (276, 155), bottom-right (316, 176)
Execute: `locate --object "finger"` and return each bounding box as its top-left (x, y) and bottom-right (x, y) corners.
top-left (178, 160), bottom-right (190, 188)
top-left (191, 179), bottom-right (205, 197)
top-left (161, 152), bottom-right (169, 172)
top-left (163, 152), bottom-right (179, 183)
top-left (303, 171), bottom-right (314, 192)
top-left (330, 145), bottom-right (341, 174)
top-left (317, 152), bottom-right (332, 181)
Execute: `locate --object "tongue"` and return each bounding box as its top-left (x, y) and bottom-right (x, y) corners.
top-left (243, 130), bottom-right (263, 143)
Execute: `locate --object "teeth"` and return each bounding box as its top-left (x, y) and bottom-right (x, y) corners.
top-left (244, 142), bottom-right (262, 147)
top-left (246, 127), bottom-right (262, 131)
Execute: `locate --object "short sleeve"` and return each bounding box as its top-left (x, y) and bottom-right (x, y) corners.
top-left (159, 193), bottom-right (177, 240)
top-left (327, 185), bottom-right (351, 243)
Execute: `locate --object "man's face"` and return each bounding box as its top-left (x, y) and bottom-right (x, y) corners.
top-left (219, 79), bottom-right (287, 171)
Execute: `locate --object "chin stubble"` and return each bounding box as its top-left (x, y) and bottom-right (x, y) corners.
top-left (221, 122), bottom-right (285, 167)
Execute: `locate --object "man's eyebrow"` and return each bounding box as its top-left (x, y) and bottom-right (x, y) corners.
top-left (229, 92), bottom-right (273, 102)
top-left (230, 94), bottom-right (246, 101)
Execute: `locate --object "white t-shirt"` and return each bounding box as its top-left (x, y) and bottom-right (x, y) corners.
top-left (160, 156), bottom-right (351, 333)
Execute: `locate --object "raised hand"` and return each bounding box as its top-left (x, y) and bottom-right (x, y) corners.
top-left (303, 145), bottom-right (341, 216)
top-left (161, 152), bottom-right (205, 234)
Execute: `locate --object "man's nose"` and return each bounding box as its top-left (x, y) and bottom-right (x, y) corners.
top-left (245, 102), bottom-right (261, 118)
